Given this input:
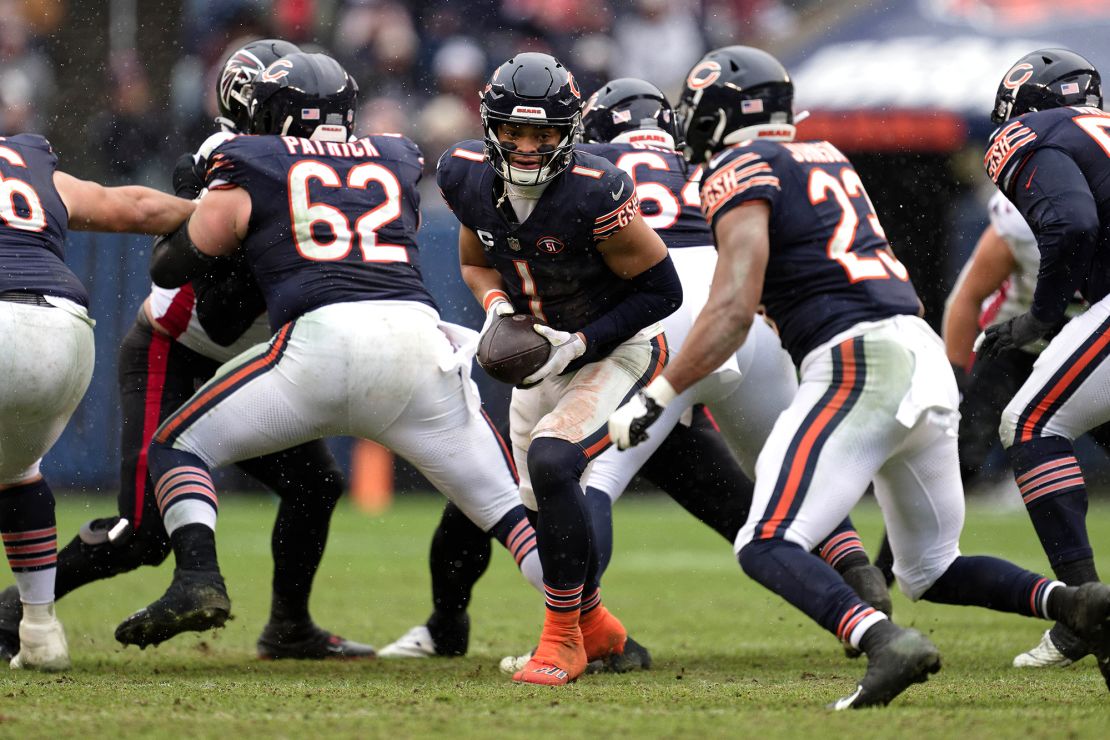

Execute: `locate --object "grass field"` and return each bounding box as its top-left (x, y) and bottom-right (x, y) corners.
top-left (1, 493), bottom-right (1108, 738)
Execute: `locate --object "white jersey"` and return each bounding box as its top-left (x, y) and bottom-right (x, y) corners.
top-left (147, 284), bottom-right (270, 363)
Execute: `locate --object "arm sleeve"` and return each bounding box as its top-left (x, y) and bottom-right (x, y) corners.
top-left (1011, 147), bottom-right (1100, 325)
top-left (193, 255), bottom-right (267, 346)
top-left (572, 254), bottom-right (682, 369)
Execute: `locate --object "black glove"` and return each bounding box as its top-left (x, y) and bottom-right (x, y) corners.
top-left (977, 312), bottom-right (1054, 361)
top-left (193, 255), bottom-right (267, 346)
top-left (172, 152), bottom-right (206, 199)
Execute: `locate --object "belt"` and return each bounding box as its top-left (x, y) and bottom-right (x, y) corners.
top-left (0, 291), bottom-right (51, 307)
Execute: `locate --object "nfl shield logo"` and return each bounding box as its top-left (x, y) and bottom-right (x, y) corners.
top-left (508, 236), bottom-right (522, 251)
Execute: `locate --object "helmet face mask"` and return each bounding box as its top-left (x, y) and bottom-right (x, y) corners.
top-left (480, 52), bottom-right (582, 186)
top-left (248, 53), bottom-right (359, 141)
top-left (675, 46), bottom-right (795, 165)
top-left (581, 77), bottom-right (678, 148)
top-left (216, 38), bottom-right (302, 133)
top-left (991, 48), bottom-right (1102, 124)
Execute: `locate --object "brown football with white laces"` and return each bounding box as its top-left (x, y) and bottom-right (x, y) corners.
top-left (477, 314), bottom-right (551, 385)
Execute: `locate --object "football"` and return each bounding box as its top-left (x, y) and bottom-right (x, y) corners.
top-left (477, 313), bottom-right (552, 385)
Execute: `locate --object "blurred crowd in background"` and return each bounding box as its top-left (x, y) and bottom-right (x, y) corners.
top-left (0, 0), bottom-right (818, 194)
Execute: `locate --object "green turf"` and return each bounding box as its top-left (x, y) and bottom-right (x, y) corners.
top-left (1, 493), bottom-right (1108, 739)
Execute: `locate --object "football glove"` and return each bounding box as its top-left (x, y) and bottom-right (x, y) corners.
top-left (172, 152), bottom-right (206, 199)
top-left (974, 312), bottom-right (1053, 361)
top-left (479, 290), bottom-right (515, 341)
top-left (609, 376), bottom-right (677, 450)
top-left (521, 325), bottom-right (586, 385)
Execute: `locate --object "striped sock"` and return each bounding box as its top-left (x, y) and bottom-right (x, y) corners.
top-left (836, 603), bottom-right (887, 649)
top-left (544, 582), bottom-right (583, 613)
top-left (580, 587), bottom-right (602, 615)
top-left (816, 528), bottom-right (867, 571)
top-left (1008, 437), bottom-right (1093, 568)
top-left (0, 478), bottom-right (58, 605)
top-left (152, 459), bottom-right (218, 536)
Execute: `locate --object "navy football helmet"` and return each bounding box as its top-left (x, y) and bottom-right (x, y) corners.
top-left (480, 52), bottom-right (582, 186)
top-left (675, 46), bottom-right (794, 165)
top-left (991, 48), bottom-right (1102, 124)
top-left (248, 52), bottom-right (358, 141)
top-left (216, 38), bottom-right (302, 133)
top-left (581, 78), bottom-right (678, 147)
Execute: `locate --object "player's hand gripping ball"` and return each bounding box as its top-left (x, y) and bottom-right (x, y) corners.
top-left (477, 313), bottom-right (553, 385)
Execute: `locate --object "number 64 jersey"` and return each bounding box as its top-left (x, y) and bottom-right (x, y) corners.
top-left (205, 133), bottom-right (437, 330)
top-left (701, 139), bottom-right (921, 364)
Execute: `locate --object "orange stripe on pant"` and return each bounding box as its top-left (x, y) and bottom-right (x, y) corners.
top-left (758, 340), bottom-right (858, 540)
top-left (155, 323), bottom-right (293, 445)
top-left (1020, 329), bottom-right (1110, 442)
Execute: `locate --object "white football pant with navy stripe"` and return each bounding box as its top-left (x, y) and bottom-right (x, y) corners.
top-left (736, 315), bottom-right (965, 599)
top-left (158, 301), bottom-right (522, 531)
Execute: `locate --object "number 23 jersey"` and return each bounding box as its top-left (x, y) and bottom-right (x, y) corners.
top-left (205, 133), bottom-right (437, 330)
top-left (700, 139), bottom-right (921, 364)
top-left (436, 140), bottom-right (639, 338)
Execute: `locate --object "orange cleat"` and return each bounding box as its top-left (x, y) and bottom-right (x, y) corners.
top-left (580, 604), bottom-right (627, 662)
top-left (512, 610), bottom-right (587, 686)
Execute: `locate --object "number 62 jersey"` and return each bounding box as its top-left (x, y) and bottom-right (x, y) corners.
top-left (205, 133), bottom-right (437, 330)
top-left (700, 138), bottom-right (921, 364)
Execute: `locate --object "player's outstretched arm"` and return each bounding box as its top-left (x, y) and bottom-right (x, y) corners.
top-left (53, 171), bottom-right (195, 235)
top-left (664, 201), bottom-right (769, 395)
top-left (150, 187), bottom-right (250, 288)
top-left (942, 224), bottom-right (1016, 369)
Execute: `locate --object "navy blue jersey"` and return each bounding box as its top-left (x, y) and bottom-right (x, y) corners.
top-left (438, 141), bottom-right (640, 344)
top-left (206, 134), bottom-right (436, 330)
top-left (0, 134), bottom-right (87, 306)
top-left (701, 139), bottom-right (921, 364)
top-left (984, 106), bottom-right (1110, 314)
top-left (579, 141), bottom-right (710, 249)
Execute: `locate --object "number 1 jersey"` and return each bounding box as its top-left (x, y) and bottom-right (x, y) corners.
top-left (205, 133), bottom-right (437, 330)
top-left (701, 139), bottom-right (921, 364)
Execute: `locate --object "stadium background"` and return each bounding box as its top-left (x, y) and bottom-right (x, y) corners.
top-left (5, 0), bottom-right (1110, 492)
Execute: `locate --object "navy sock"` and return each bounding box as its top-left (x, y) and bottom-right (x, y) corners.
top-left (1007, 436), bottom-right (1092, 568)
top-left (584, 487), bottom-right (614, 578)
top-left (739, 538), bottom-right (881, 645)
top-left (0, 478), bottom-right (58, 603)
top-left (527, 437), bottom-right (591, 592)
top-left (170, 523), bottom-right (217, 572)
top-left (814, 518), bottom-right (869, 574)
top-left (922, 555), bottom-right (1055, 618)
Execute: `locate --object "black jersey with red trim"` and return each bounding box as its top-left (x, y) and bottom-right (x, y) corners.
top-left (578, 141), bottom-right (710, 249)
top-left (437, 140), bottom-right (640, 336)
top-left (0, 134), bottom-right (87, 306)
top-left (206, 133), bottom-right (436, 330)
top-left (701, 139), bottom-right (921, 364)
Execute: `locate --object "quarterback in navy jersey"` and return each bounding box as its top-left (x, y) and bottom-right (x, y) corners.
top-left (114, 52), bottom-right (547, 650)
top-left (0, 39), bottom-right (383, 664)
top-left (978, 48), bottom-right (1110, 677)
top-left (610, 45), bottom-right (1110, 708)
top-left (442, 53), bottom-right (682, 686)
top-left (0, 133), bottom-right (193, 671)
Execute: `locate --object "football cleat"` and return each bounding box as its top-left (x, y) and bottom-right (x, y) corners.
top-left (830, 627), bottom-right (941, 710)
top-left (114, 569), bottom-right (230, 648)
top-left (501, 634), bottom-right (653, 675)
top-left (1013, 627), bottom-right (1084, 668)
top-left (10, 604), bottom-right (70, 672)
top-left (0, 586), bottom-right (21, 661)
top-left (257, 621), bottom-right (375, 660)
top-left (1053, 582), bottom-right (1110, 689)
top-left (511, 626), bottom-right (586, 686)
top-left (378, 624), bottom-right (438, 658)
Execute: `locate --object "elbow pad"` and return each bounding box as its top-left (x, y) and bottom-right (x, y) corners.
top-left (150, 218), bottom-right (215, 288)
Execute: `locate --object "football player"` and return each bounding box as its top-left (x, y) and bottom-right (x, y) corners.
top-left (112, 51), bottom-right (545, 651)
top-left (979, 47), bottom-right (1110, 680)
top-left (0, 133), bottom-right (193, 670)
top-left (0, 39), bottom-right (383, 662)
top-left (439, 52), bottom-right (682, 685)
top-left (610, 45), bottom-right (1110, 707)
top-left (381, 79), bottom-right (891, 669)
